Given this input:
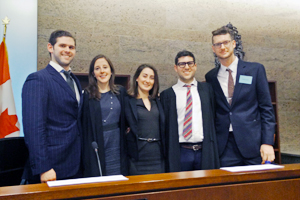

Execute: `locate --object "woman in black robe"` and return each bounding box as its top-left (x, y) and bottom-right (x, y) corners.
top-left (81, 54), bottom-right (127, 177)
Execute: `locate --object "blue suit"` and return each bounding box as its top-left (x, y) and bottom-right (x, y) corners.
top-left (205, 60), bottom-right (275, 161)
top-left (22, 64), bottom-right (82, 180)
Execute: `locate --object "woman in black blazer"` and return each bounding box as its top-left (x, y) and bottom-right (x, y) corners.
top-left (81, 54), bottom-right (127, 177)
top-left (125, 64), bottom-right (166, 175)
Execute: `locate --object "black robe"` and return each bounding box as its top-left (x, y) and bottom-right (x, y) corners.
top-left (81, 86), bottom-right (128, 177)
top-left (160, 82), bottom-right (220, 172)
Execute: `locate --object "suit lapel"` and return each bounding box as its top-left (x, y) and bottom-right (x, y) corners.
top-left (155, 97), bottom-right (166, 155)
top-left (46, 65), bottom-right (77, 100)
top-left (231, 60), bottom-right (247, 106)
top-left (156, 98), bottom-right (165, 125)
top-left (211, 67), bottom-right (230, 108)
top-left (197, 83), bottom-right (210, 140)
top-left (71, 73), bottom-right (81, 90)
top-left (129, 97), bottom-right (138, 122)
top-left (72, 73), bottom-right (83, 112)
top-left (89, 98), bottom-right (102, 140)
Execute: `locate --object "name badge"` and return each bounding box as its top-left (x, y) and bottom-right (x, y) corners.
top-left (239, 75), bottom-right (252, 84)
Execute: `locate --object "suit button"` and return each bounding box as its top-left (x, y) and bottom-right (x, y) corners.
top-left (229, 112), bottom-right (232, 115)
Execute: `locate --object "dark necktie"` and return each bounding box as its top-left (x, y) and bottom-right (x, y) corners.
top-left (183, 85), bottom-right (192, 140)
top-left (63, 71), bottom-right (75, 93)
top-left (226, 68), bottom-right (234, 105)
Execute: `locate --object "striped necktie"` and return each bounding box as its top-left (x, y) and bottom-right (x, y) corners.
top-left (183, 85), bottom-right (192, 140)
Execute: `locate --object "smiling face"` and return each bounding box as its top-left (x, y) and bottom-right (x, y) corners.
top-left (47, 36), bottom-right (76, 70)
top-left (212, 33), bottom-right (236, 63)
top-left (93, 58), bottom-right (112, 86)
top-left (136, 67), bottom-right (155, 95)
top-left (174, 56), bottom-right (197, 84)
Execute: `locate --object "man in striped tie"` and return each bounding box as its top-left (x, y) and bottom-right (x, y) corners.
top-left (160, 50), bottom-right (220, 172)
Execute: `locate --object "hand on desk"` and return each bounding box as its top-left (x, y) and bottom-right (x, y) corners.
top-left (260, 144), bottom-right (275, 164)
top-left (40, 168), bottom-right (56, 183)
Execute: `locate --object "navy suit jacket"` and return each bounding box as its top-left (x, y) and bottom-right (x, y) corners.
top-left (205, 60), bottom-right (275, 158)
top-left (22, 64), bottom-right (83, 180)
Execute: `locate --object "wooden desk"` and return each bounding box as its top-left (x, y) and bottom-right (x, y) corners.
top-left (1, 164), bottom-right (300, 200)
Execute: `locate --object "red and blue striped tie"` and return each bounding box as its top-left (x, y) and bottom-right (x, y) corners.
top-left (183, 85), bottom-right (192, 140)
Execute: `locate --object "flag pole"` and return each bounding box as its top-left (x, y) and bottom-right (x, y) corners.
top-left (2, 16), bottom-right (10, 40)
top-left (0, 16), bottom-right (20, 138)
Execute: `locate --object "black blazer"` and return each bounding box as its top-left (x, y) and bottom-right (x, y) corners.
top-left (160, 82), bottom-right (220, 172)
top-left (205, 60), bottom-right (275, 158)
top-left (81, 86), bottom-right (128, 177)
top-left (124, 96), bottom-right (166, 161)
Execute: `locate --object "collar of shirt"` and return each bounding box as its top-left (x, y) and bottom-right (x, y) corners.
top-left (220, 56), bottom-right (239, 74)
top-left (49, 61), bottom-right (80, 103)
top-left (49, 61), bottom-right (72, 73)
top-left (175, 78), bottom-right (198, 88)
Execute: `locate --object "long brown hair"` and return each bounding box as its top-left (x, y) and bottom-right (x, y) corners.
top-left (128, 64), bottom-right (159, 99)
top-left (86, 54), bottom-right (119, 100)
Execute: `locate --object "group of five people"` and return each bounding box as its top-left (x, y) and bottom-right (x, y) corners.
top-left (21, 26), bottom-right (275, 183)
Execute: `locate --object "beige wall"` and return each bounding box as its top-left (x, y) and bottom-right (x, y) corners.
top-left (38, 0), bottom-right (300, 153)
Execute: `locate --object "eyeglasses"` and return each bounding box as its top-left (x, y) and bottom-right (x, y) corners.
top-left (177, 61), bottom-right (195, 68)
top-left (213, 40), bottom-right (232, 48)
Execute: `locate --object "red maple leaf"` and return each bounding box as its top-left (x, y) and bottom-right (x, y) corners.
top-left (0, 108), bottom-right (19, 138)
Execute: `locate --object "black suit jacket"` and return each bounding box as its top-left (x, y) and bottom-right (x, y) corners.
top-left (205, 60), bottom-right (275, 158)
top-left (124, 96), bottom-right (166, 161)
top-left (160, 82), bottom-right (220, 172)
top-left (22, 64), bottom-right (82, 180)
top-left (81, 87), bottom-right (128, 177)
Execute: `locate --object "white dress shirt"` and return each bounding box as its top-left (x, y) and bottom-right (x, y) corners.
top-left (50, 61), bottom-right (80, 103)
top-left (172, 78), bottom-right (204, 143)
top-left (217, 56), bottom-right (239, 131)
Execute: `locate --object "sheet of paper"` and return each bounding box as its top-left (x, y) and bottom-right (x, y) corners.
top-left (221, 164), bottom-right (284, 172)
top-left (47, 175), bottom-right (128, 187)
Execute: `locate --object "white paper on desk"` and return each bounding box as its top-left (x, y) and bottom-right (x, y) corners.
top-left (221, 164), bottom-right (284, 172)
top-left (47, 175), bottom-right (128, 187)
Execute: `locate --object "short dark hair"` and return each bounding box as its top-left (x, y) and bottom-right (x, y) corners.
top-left (48, 30), bottom-right (76, 46)
top-left (86, 54), bottom-right (119, 100)
top-left (211, 26), bottom-right (234, 43)
top-left (128, 64), bottom-right (159, 99)
top-left (175, 50), bottom-right (196, 65)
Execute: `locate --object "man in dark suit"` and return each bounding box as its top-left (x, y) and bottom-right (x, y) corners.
top-left (22, 30), bottom-right (82, 183)
top-left (205, 26), bottom-right (276, 167)
top-left (160, 50), bottom-right (219, 172)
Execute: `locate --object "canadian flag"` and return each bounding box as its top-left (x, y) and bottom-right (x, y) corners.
top-left (0, 37), bottom-right (20, 138)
